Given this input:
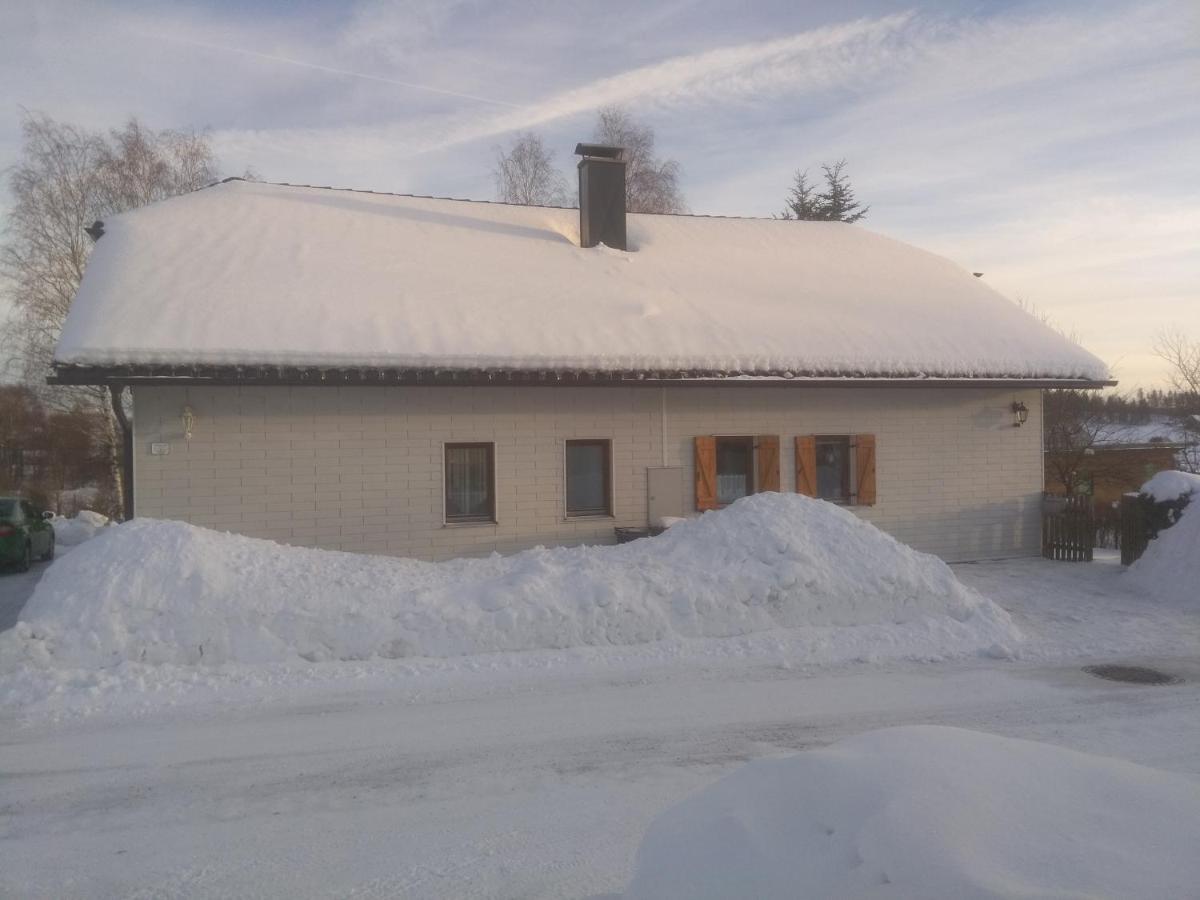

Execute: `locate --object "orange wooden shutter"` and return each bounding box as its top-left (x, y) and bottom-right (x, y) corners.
top-left (756, 435), bottom-right (780, 492)
top-left (694, 436), bottom-right (718, 510)
top-left (855, 433), bottom-right (877, 506)
top-left (794, 436), bottom-right (817, 497)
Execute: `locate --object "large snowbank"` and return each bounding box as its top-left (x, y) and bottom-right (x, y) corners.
top-left (4, 493), bottom-right (1018, 669)
top-left (51, 509), bottom-right (110, 547)
top-left (1139, 469), bottom-right (1200, 503)
top-left (1128, 499), bottom-right (1198, 606)
top-left (625, 725), bottom-right (1200, 900)
top-left (55, 180), bottom-right (1108, 381)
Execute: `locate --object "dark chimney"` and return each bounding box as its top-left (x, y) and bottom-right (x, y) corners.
top-left (575, 143), bottom-right (627, 250)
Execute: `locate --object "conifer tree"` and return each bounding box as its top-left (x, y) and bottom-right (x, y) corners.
top-left (815, 159), bottom-right (868, 223)
top-left (778, 170), bottom-right (819, 220)
top-left (778, 159), bottom-right (869, 222)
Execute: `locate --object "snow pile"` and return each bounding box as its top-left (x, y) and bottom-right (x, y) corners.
top-left (1128, 500), bottom-right (1199, 605)
top-left (51, 509), bottom-right (110, 547)
top-left (55, 179), bottom-right (1108, 381)
top-left (4, 493), bottom-right (1019, 669)
top-left (1139, 469), bottom-right (1200, 503)
top-left (625, 726), bottom-right (1200, 900)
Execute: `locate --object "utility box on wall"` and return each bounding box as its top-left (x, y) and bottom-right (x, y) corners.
top-left (647, 466), bottom-right (685, 525)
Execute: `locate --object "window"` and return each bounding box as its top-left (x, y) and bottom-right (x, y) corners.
top-left (566, 440), bottom-right (612, 516)
top-left (444, 443), bottom-right (495, 523)
top-left (815, 437), bottom-right (851, 503)
top-left (695, 435), bottom-right (780, 510)
top-left (716, 437), bottom-right (755, 505)
top-left (795, 434), bottom-right (877, 506)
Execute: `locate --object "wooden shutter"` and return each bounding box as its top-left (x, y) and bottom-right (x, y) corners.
top-left (694, 436), bottom-right (718, 510)
top-left (794, 436), bottom-right (817, 497)
top-left (756, 435), bottom-right (780, 492)
top-left (855, 433), bottom-right (877, 506)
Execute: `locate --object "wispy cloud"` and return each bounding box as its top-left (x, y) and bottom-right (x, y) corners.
top-left (138, 32), bottom-right (522, 109)
top-left (211, 11), bottom-right (925, 165)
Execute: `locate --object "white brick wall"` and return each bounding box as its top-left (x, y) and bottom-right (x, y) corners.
top-left (133, 384), bottom-right (1043, 561)
top-left (663, 387), bottom-right (1044, 561)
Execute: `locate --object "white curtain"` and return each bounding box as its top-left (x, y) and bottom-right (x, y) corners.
top-left (446, 446), bottom-right (490, 518)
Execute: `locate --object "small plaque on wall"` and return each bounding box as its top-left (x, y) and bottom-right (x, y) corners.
top-left (150, 442), bottom-right (170, 456)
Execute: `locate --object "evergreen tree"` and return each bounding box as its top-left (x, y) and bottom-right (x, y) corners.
top-left (778, 159), bottom-right (868, 222)
top-left (778, 170), bottom-right (820, 220)
top-left (816, 159), bottom-right (868, 223)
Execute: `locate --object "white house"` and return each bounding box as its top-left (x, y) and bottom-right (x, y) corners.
top-left (53, 145), bottom-right (1111, 562)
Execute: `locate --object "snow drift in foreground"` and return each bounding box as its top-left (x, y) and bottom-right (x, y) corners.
top-left (1139, 469), bottom-right (1200, 503)
top-left (625, 726), bottom-right (1200, 900)
top-left (1129, 501), bottom-right (1199, 606)
top-left (5, 494), bottom-right (1019, 669)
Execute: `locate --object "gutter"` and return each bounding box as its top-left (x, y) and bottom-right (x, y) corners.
top-left (48, 364), bottom-right (1117, 391)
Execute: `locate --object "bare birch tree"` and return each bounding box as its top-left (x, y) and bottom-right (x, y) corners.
top-left (1154, 327), bottom-right (1200, 472)
top-left (593, 106), bottom-right (686, 214)
top-left (1154, 328), bottom-right (1200, 396)
top-left (1, 111), bottom-right (222, 517)
top-left (1043, 389), bottom-right (1121, 494)
top-left (493, 132), bottom-right (569, 206)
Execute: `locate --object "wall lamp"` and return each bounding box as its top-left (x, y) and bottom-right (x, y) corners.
top-left (182, 405), bottom-right (195, 440)
top-left (1011, 401), bottom-right (1029, 428)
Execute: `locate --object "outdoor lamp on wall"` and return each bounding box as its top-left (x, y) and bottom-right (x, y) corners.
top-left (1011, 401), bottom-right (1029, 428)
top-left (182, 405), bottom-right (195, 440)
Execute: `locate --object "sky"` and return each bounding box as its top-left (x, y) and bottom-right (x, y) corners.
top-left (1, 0), bottom-right (1197, 389)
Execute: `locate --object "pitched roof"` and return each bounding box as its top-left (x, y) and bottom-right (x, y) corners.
top-left (54, 179), bottom-right (1110, 383)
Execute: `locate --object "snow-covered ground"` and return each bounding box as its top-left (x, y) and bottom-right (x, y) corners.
top-left (2, 636), bottom-right (1197, 899)
top-left (1, 500), bottom-right (1197, 898)
top-left (627, 725), bottom-right (1200, 899)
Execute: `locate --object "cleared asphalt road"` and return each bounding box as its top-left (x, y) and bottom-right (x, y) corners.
top-left (0, 561), bottom-right (46, 632)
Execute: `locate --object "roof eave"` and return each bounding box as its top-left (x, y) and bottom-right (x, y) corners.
top-left (48, 363), bottom-right (1117, 390)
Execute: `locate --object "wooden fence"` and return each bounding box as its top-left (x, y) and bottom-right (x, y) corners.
top-left (1119, 494), bottom-right (1152, 566)
top-left (1042, 494), bottom-right (1094, 562)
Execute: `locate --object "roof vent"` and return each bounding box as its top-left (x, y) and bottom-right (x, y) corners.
top-left (575, 143), bottom-right (627, 251)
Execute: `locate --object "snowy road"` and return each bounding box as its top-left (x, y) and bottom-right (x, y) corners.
top-left (2, 554), bottom-right (1198, 898)
top-left (3, 654), bottom-right (1199, 898)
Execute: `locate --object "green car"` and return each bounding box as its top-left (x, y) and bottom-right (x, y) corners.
top-left (0, 497), bottom-right (55, 572)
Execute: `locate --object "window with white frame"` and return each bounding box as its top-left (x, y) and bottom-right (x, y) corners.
top-left (444, 443), bottom-right (495, 523)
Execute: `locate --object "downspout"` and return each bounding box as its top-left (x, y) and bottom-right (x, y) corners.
top-left (1038, 390), bottom-right (1046, 494)
top-left (1038, 389), bottom-right (1046, 557)
top-left (85, 221), bottom-right (132, 520)
top-left (109, 385), bottom-right (134, 520)
top-left (660, 386), bottom-right (668, 467)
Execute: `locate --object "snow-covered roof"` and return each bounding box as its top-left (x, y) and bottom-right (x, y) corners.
top-left (1094, 416), bottom-right (1195, 448)
top-left (55, 179), bottom-right (1111, 382)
